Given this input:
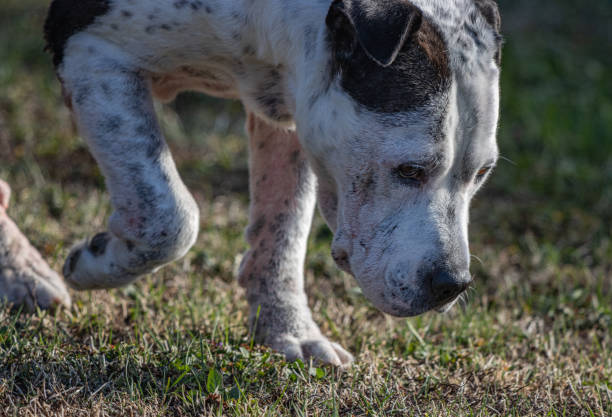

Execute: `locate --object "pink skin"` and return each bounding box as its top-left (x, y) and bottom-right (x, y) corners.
top-left (238, 113), bottom-right (353, 366)
top-left (0, 179), bottom-right (10, 211)
top-left (0, 179), bottom-right (71, 310)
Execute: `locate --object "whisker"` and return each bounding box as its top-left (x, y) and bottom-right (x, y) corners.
top-left (498, 155), bottom-right (517, 166)
top-left (470, 254), bottom-right (484, 267)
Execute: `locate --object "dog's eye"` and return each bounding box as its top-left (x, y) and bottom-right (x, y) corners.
top-left (395, 164), bottom-right (425, 184)
top-left (475, 166), bottom-right (491, 182)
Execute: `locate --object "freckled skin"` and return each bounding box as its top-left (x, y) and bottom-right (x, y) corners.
top-left (0, 0), bottom-right (502, 365)
top-left (238, 114), bottom-right (353, 365)
top-left (0, 180), bottom-right (71, 310)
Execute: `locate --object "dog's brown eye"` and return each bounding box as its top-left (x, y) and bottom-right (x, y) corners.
top-left (475, 166), bottom-right (491, 181)
top-left (395, 164), bottom-right (425, 184)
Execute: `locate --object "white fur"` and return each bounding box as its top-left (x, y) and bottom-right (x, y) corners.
top-left (48, 0), bottom-right (500, 364)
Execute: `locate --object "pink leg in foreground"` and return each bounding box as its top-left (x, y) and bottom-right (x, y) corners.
top-left (0, 179), bottom-right (71, 311)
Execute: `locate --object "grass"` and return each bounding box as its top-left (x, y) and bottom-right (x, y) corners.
top-left (0, 0), bottom-right (611, 415)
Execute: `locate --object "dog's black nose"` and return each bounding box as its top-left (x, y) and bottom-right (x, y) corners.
top-left (429, 268), bottom-right (470, 303)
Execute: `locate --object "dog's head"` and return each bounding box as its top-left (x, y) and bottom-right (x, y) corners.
top-left (296, 0), bottom-right (502, 316)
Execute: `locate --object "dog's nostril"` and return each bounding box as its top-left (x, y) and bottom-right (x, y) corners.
top-left (430, 269), bottom-right (469, 302)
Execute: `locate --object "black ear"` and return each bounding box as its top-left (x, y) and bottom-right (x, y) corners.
top-left (326, 0), bottom-right (423, 68)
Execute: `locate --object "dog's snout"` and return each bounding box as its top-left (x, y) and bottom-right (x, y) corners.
top-left (429, 268), bottom-right (471, 303)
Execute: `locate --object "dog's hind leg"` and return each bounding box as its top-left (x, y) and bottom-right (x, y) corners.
top-left (58, 35), bottom-right (199, 290)
top-left (0, 179), bottom-right (71, 310)
top-left (238, 113), bottom-right (353, 366)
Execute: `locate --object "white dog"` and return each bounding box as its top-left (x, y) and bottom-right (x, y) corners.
top-left (0, 0), bottom-right (501, 366)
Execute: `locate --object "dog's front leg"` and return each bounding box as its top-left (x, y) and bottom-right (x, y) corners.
top-left (239, 113), bottom-right (353, 366)
top-left (58, 36), bottom-right (199, 289)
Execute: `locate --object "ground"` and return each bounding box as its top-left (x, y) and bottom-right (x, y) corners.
top-left (0, 0), bottom-right (611, 416)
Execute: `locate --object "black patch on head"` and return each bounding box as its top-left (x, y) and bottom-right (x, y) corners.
top-left (44, 0), bottom-right (111, 67)
top-left (326, 0), bottom-right (423, 67)
top-left (326, 0), bottom-right (451, 113)
top-left (89, 232), bottom-right (111, 256)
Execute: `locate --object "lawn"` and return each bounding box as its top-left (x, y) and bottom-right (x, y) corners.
top-left (0, 0), bottom-right (610, 416)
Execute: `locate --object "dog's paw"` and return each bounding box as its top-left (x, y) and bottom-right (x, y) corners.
top-left (63, 232), bottom-right (134, 290)
top-left (249, 300), bottom-right (354, 366)
top-left (0, 212), bottom-right (71, 311)
top-left (269, 333), bottom-right (354, 367)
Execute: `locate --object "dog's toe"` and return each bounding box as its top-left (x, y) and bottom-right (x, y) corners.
top-left (301, 339), bottom-right (343, 366)
top-left (330, 342), bottom-right (354, 366)
top-left (0, 213), bottom-right (71, 311)
top-left (270, 334), bottom-right (353, 366)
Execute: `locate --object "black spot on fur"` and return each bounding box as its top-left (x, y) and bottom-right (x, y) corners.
top-left (248, 216), bottom-right (266, 240)
top-left (146, 134), bottom-right (163, 159)
top-left (89, 232), bottom-right (111, 256)
top-left (121, 10), bottom-right (132, 18)
top-left (99, 114), bottom-right (123, 134)
top-left (243, 44), bottom-right (256, 56)
top-left (303, 25), bottom-right (316, 58)
top-left (75, 85), bottom-right (91, 105)
top-left (100, 82), bottom-right (112, 98)
top-left (254, 68), bottom-right (292, 122)
top-left (205, 6), bottom-right (213, 14)
top-left (463, 23), bottom-right (485, 49)
top-left (126, 240), bottom-right (135, 251)
top-left (190, 1), bottom-right (203, 10)
top-left (174, 0), bottom-right (188, 8)
top-left (44, 0), bottom-right (111, 67)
